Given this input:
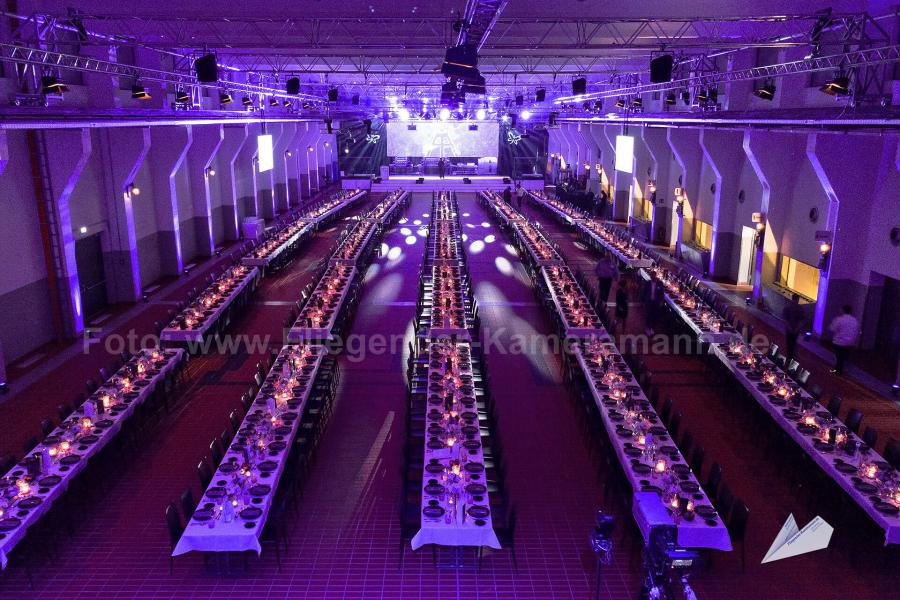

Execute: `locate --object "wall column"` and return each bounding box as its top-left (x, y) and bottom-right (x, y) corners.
top-left (641, 127), bottom-right (674, 245)
top-left (148, 126), bottom-right (193, 275)
top-left (700, 129), bottom-right (745, 279)
top-left (218, 125), bottom-right (249, 240)
top-left (666, 128), bottom-right (703, 258)
top-left (186, 124), bottom-right (224, 257)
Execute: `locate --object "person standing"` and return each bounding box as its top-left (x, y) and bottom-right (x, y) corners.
top-left (595, 254), bottom-right (618, 305)
top-left (828, 304), bottom-right (860, 376)
top-left (782, 293), bottom-right (806, 362)
top-left (438, 157), bottom-right (446, 179)
top-left (503, 185), bottom-right (512, 205)
top-left (515, 182), bottom-right (523, 210)
top-left (598, 189), bottom-right (609, 219)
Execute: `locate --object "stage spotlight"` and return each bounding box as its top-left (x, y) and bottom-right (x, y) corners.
top-left (476, 108), bottom-right (487, 120)
top-left (515, 95), bottom-right (524, 106)
top-left (175, 88), bottom-right (191, 103)
top-left (131, 84), bottom-right (151, 100)
top-left (664, 92), bottom-right (677, 105)
top-left (820, 75), bottom-right (850, 96)
top-left (219, 91), bottom-right (233, 104)
top-left (708, 88), bottom-right (718, 103)
top-left (397, 107), bottom-right (410, 121)
top-left (535, 88), bottom-right (546, 102)
top-left (753, 83), bottom-right (776, 100)
top-left (351, 94), bottom-right (360, 105)
top-left (439, 107), bottom-right (450, 120)
top-left (327, 88), bottom-right (338, 102)
top-left (614, 97), bottom-right (625, 108)
top-left (509, 114), bottom-right (517, 127)
top-left (681, 90), bottom-right (691, 105)
top-left (269, 97), bottom-right (279, 106)
top-left (283, 100), bottom-right (291, 107)
top-left (631, 97), bottom-right (643, 108)
top-left (241, 96), bottom-right (252, 106)
top-left (593, 100), bottom-right (603, 110)
top-left (696, 89), bottom-right (709, 103)
top-left (500, 114), bottom-right (510, 123)
top-left (521, 109), bottom-right (532, 121)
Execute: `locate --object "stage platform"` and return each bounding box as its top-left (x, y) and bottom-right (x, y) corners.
top-left (344, 175), bottom-right (545, 193)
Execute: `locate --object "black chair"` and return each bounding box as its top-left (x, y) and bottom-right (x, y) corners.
top-left (861, 426), bottom-right (877, 448)
top-left (229, 410), bottom-right (242, 434)
top-left (680, 430), bottom-right (693, 461)
top-left (85, 379), bottom-right (99, 394)
top-left (706, 462), bottom-right (723, 501)
top-left (180, 488), bottom-right (196, 522)
top-left (40, 417), bottom-right (55, 438)
top-left (660, 397), bottom-right (673, 424)
top-left (209, 438), bottom-right (224, 468)
top-left (729, 500), bottom-right (750, 572)
top-left (57, 403), bottom-right (75, 422)
top-left (845, 408), bottom-right (863, 435)
top-left (165, 502), bottom-right (184, 574)
top-left (690, 445), bottom-right (705, 478)
top-left (827, 394), bottom-right (842, 418)
top-left (482, 504), bottom-right (517, 573)
top-left (884, 437), bottom-right (900, 470)
top-left (197, 458), bottom-right (213, 490)
top-left (0, 454), bottom-right (16, 474)
top-left (668, 411), bottom-right (683, 441)
top-left (716, 483), bottom-right (735, 523)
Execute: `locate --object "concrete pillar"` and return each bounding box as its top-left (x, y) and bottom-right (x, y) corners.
top-left (273, 122), bottom-right (297, 214)
top-left (296, 123), bottom-right (314, 201)
top-left (148, 126), bottom-right (192, 275)
top-left (641, 127), bottom-right (675, 245)
top-left (235, 124), bottom-right (261, 221)
top-left (700, 129), bottom-right (745, 279)
top-left (217, 125), bottom-right (249, 240)
top-left (604, 125), bottom-right (633, 222)
top-left (0, 130), bottom-right (8, 176)
top-left (43, 129), bottom-right (92, 335)
top-left (255, 123), bottom-right (281, 221)
top-left (589, 125), bottom-right (615, 199)
top-left (95, 127), bottom-right (150, 302)
top-left (315, 134), bottom-right (329, 188)
top-left (667, 128), bottom-right (703, 257)
top-left (186, 124), bottom-right (224, 257)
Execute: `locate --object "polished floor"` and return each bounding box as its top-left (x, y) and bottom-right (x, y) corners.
top-left (1, 193), bottom-right (898, 599)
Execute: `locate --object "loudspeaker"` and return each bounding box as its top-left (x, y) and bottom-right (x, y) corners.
top-left (324, 118), bottom-right (333, 134)
top-left (502, 177), bottom-right (511, 184)
top-left (441, 44), bottom-right (479, 80)
top-left (572, 77), bottom-right (587, 95)
top-left (510, 114), bottom-right (517, 127)
top-left (535, 88), bottom-right (546, 102)
top-left (649, 54), bottom-right (675, 83)
top-left (515, 94), bottom-right (523, 106)
top-left (363, 119), bottom-right (372, 134)
top-left (373, 176), bottom-right (382, 183)
top-left (548, 111), bottom-right (558, 126)
top-left (327, 88), bottom-right (338, 102)
top-left (463, 178), bottom-right (471, 184)
top-left (351, 94), bottom-right (359, 105)
top-left (416, 177), bottom-right (424, 184)
top-left (286, 77), bottom-right (300, 95)
top-left (194, 54), bottom-right (218, 83)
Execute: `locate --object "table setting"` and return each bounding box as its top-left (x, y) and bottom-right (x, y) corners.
top-left (301, 189), bottom-right (366, 225)
top-left (364, 190), bottom-right (408, 224)
top-left (576, 220), bottom-right (653, 269)
top-left (161, 265), bottom-right (259, 344)
top-left (242, 219), bottom-right (312, 268)
top-left (512, 221), bottom-right (564, 267)
top-left (480, 191), bottom-right (525, 227)
top-left (526, 190), bottom-right (588, 225)
top-left (541, 266), bottom-right (606, 338)
top-left (287, 264), bottom-right (356, 342)
top-left (432, 192), bottom-right (458, 222)
top-left (644, 266), bottom-right (737, 344)
top-left (424, 264), bottom-right (471, 339)
top-left (172, 344), bottom-right (327, 556)
top-left (329, 220), bottom-right (378, 266)
top-left (427, 220), bottom-right (463, 266)
top-left (573, 341), bottom-right (732, 551)
top-left (0, 347), bottom-right (185, 568)
top-left (712, 339), bottom-right (900, 543)
top-left (411, 340), bottom-right (501, 551)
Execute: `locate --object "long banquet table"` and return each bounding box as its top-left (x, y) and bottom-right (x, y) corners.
top-left (525, 190), bottom-right (586, 226)
top-left (302, 189), bottom-right (367, 226)
top-left (329, 219), bottom-right (379, 266)
top-left (710, 341), bottom-right (900, 544)
top-left (160, 266), bottom-right (260, 344)
top-left (242, 220), bottom-right (312, 268)
top-left (422, 264), bottom-right (471, 340)
top-left (479, 191), bottom-right (524, 227)
top-left (365, 190), bottom-right (408, 224)
top-left (512, 221), bottom-right (564, 267)
top-left (0, 348), bottom-right (186, 568)
top-left (410, 340), bottom-right (501, 551)
top-left (577, 220), bottom-right (653, 269)
top-left (173, 344), bottom-right (327, 556)
top-left (287, 264), bottom-right (357, 342)
top-left (541, 265), bottom-right (605, 339)
top-left (573, 342), bottom-right (732, 550)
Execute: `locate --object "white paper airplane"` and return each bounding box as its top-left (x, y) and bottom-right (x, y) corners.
top-left (762, 513), bottom-right (833, 563)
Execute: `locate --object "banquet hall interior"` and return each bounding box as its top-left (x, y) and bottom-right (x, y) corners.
top-left (2, 1), bottom-right (900, 599)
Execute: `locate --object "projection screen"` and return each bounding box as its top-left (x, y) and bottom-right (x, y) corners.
top-left (387, 121), bottom-right (499, 157)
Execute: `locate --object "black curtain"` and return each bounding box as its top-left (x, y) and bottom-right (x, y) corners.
top-left (497, 123), bottom-right (548, 178)
top-left (337, 118), bottom-right (387, 176)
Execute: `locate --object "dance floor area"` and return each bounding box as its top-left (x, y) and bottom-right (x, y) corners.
top-left (1, 193), bottom-right (898, 600)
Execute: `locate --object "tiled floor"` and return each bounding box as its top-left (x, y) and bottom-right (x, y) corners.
top-left (1, 193), bottom-right (897, 599)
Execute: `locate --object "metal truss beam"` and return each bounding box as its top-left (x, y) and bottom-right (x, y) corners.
top-left (458, 0), bottom-right (509, 50)
top-left (0, 42), bottom-right (324, 101)
top-left (554, 44), bottom-right (900, 103)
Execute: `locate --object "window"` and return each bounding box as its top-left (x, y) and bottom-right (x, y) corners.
top-left (692, 220), bottom-right (712, 250)
top-left (636, 196), bottom-right (652, 222)
top-left (778, 255), bottom-right (820, 301)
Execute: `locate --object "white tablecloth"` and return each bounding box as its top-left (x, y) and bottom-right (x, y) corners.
top-left (411, 341), bottom-right (501, 551)
top-left (526, 191), bottom-right (585, 226)
top-left (1, 349), bottom-right (185, 568)
top-left (242, 223), bottom-right (312, 268)
top-left (710, 344), bottom-right (900, 545)
top-left (512, 222), bottom-right (564, 267)
top-left (479, 192), bottom-right (524, 228)
top-left (573, 343), bottom-right (732, 551)
top-left (287, 264), bottom-right (357, 342)
top-left (577, 222), bottom-right (653, 269)
top-left (365, 191), bottom-right (408, 224)
top-left (173, 345), bottom-right (327, 556)
top-left (664, 295), bottom-right (738, 344)
top-left (329, 220), bottom-right (378, 266)
top-left (302, 190), bottom-right (367, 226)
top-left (160, 267), bottom-right (260, 343)
top-left (541, 266), bottom-right (606, 339)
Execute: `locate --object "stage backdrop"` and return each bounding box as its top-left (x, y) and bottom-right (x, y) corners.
top-left (498, 122), bottom-right (549, 179)
top-left (387, 121), bottom-right (499, 158)
top-left (338, 118), bottom-right (387, 176)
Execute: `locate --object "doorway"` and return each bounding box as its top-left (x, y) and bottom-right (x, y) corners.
top-left (75, 233), bottom-right (109, 319)
top-left (737, 226), bottom-right (757, 285)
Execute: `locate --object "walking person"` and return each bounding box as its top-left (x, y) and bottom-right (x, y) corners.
top-left (597, 189), bottom-right (609, 219)
top-left (438, 157), bottom-right (446, 179)
top-left (503, 185), bottom-right (512, 205)
top-left (595, 254), bottom-right (618, 305)
top-left (782, 293), bottom-right (806, 362)
top-left (828, 304), bottom-right (860, 376)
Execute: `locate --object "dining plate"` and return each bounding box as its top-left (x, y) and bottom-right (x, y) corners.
top-left (60, 455), bottom-right (80, 465)
top-left (206, 487), bottom-right (227, 499)
top-left (38, 475), bottom-right (62, 486)
top-left (425, 463), bottom-right (444, 474)
top-left (632, 464), bottom-right (652, 474)
top-left (249, 485), bottom-right (272, 497)
top-left (0, 518), bottom-right (22, 531)
top-left (466, 483), bottom-right (487, 495)
top-left (258, 461), bottom-right (278, 472)
top-left (424, 483), bottom-right (445, 495)
top-left (467, 505), bottom-right (490, 518)
top-left (465, 462), bottom-right (485, 473)
top-left (873, 502), bottom-right (900, 515)
top-left (854, 481), bottom-right (878, 494)
top-left (240, 507), bottom-right (263, 520)
top-left (694, 505), bottom-right (717, 517)
top-left (423, 506), bottom-right (445, 518)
